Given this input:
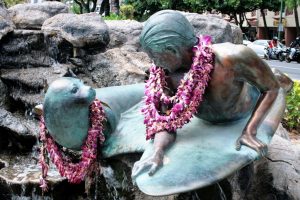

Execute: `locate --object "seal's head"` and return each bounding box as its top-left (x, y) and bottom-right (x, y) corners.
top-left (43, 77), bottom-right (96, 150)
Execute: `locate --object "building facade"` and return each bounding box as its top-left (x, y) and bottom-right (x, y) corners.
top-left (243, 7), bottom-right (300, 46)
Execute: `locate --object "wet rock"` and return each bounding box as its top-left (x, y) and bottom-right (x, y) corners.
top-left (0, 30), bottom-right (44, 54)
top-left (0, 6), bottom-right (15, 41)
top-left (0, 53), bottom-right (53, 68)
top-left (0, 153), bottom-right (88, 199)
top-left (0, 109), bottom-right (29, 136)
top-left (1, 66), bottom-right (69, 91)
top-left (42, 13), bottom-right (110, 50)
top-left (105, 20), bottom-right (143, 51)
top-left (183, 13), bottom-right (235, 44)
top-left (1, 66), bottom-right (69, 107)
top-left (8, 2), bottom-right (68, 30)
top-left (0, 109), bottom-right (36, 151)
top-left (0, 30), bottom-right (53, 68)
top-left (84, 48), bottom-right (150, 88)
top-left (0, 79), bottom-right (7, 107)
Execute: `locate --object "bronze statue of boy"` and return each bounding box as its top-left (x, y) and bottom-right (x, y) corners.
top-left (132, 10), bottom-right (293, 177)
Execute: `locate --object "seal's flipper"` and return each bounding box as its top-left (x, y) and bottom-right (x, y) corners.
top-left (102, 101), bottom-right (148, 157)
top-left (96, 84), bottom-right (148, 157)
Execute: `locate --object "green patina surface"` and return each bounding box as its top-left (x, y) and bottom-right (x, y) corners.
top-left (44, 78), bottom-right (284, 196)
top-left (101, 86), bottom-right (285, 196)
top-left (44, 78), bottom-right (95, 150)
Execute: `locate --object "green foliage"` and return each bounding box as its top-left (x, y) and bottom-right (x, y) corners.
top-left (120, 4), bottom-right (135, 19)
top-left (124, 0), bottom-right (166, 20)
top-left (285, 0), bottom-right (300, 9)
top-left (284, 81), bottom-right (300, 132)
top-left (259, 0), bottom-right (281, 11)
top-left (70, 2), bottom-right (81, 14)
top-left (103, 13), bottom-right (125, 20)
top-left (3, 0), bottom-right (25, 8)
top-left (123, 0), bottom-right (282, 21)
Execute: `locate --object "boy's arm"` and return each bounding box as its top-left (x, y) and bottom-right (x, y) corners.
top-left (229, 45), bottom-right (280, 155)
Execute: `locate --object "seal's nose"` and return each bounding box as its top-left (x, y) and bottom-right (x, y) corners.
top-left (79, 85), bottom-right (96, 104)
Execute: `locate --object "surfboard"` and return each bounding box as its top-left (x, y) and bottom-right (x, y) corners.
top-left (101, 86), bottom-right (284, 196)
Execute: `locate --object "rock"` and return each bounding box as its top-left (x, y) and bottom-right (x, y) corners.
top-left (0, 153), bottom-right (74, 199)
top-left (42, 13), bottom-right (110, 50)
top-left (84, 48), bottom-right (150, 88)
top-left (0, 29), bottom-right (75, 68)
top-left (1, 66), bottom-right (69, 91)
top-left (230, 23), bottom-right (243, 44)
top-left (0, 30), bottom-right (53, 68)
top-left (0, 79), bottom-right (6, 107)
top-left (1, 66), bottom-right (70, 107)
top-left (0, 108), bottom-right (36, 151)
top-left (0, 6), bottom-right (15, 41)
top-left (0, 0), bottom-right (4, 8)
top-left (248, 134), bottom-right (300, 200)
top-left (183, 13), bottom-right (235, 44)
top-left (227, 127), bottom-right (300, 200)
top-left (8, 2), bottom-right (68, 30)
top-left (105, 20), bottom-right (143, 51)
top-left (0, 30), bottom-right (44, 54)
top-left (104, 13), bottom-right (242, 52)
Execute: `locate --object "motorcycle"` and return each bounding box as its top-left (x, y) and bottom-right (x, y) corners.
top-left (264, 46), bottom-right (285, 61)
top-left (285, 47), bottom-right (300, 63)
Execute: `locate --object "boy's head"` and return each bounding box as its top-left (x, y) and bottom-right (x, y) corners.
top-left (140, 10), bottom-right (197, 72)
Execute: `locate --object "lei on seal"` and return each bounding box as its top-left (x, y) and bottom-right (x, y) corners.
top-left (142, 35), bottom-right (214, 140)
top-left (39, 99), bottom-right (106, 191)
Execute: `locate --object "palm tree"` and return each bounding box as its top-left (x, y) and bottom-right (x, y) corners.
top-left (285, 0), bottom-right (300, 36)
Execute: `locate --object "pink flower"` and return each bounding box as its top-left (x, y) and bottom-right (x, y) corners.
top-left (202, 35), bottom-right (212, 45)
top-left (142, 35), bottom-right (214, 140)
top-left (39, 99), bottom-right (106, 188)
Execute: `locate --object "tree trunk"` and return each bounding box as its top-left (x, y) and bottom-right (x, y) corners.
top-left (238, 12), bottom-right (244, 31)
top-left (244, 13), bottom-right (251, 28)
top-left (85, 0), bottom-right (90, 13)
top-left (260, 8), bottom-right (269, 39)
top-left (74, 0), bottom-right (83, 14)
top-left (90, 0), bottom-right (97, 12)
top-left (294, 6), bottom-right (300, 36)
top-left (100, 0), bottom-right (110, 16)
top-left (233, 13), bottom-right (238, 25)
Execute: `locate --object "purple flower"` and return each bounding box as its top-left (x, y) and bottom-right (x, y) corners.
top-left (142, 35), bottom-right (214, 140)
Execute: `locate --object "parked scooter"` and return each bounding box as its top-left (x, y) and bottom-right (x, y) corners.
top-left (285, 47), bottom-right (300, 63)
top-left (264, 46), bottom-right (285, 61)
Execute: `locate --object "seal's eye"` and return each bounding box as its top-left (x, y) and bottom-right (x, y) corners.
top-left (71, 87), bottom-right (79, 93)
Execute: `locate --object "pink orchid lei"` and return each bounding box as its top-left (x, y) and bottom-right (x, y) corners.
top-left (142, 35), bottom-right (214, 140)
top-left (39, 99), bottom-right (106, 191)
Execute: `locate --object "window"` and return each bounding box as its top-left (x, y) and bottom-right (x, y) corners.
top-left (251, 11), bottom-right (256, 17)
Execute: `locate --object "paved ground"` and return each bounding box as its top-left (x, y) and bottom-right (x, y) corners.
top-left (265, 59), bottom-right (300, 80)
